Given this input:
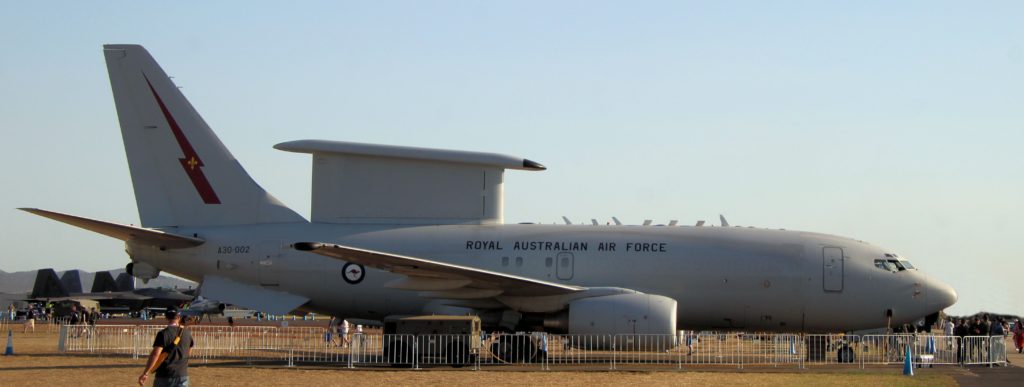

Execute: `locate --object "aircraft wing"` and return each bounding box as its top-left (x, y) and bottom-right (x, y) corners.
top-left (78, 291), bottom-right (152, 301)
top-left (19, 208), bottom-right (204, 249)
top-left (26, 292), bottom-right (152, 302)
top-left (295, 242), bottom-right (583, 298)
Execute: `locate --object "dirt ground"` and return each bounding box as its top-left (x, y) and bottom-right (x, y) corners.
top-left (0, 325), bottom-right (960, 386)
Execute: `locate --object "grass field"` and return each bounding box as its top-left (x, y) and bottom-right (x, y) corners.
top-left (0, 326), bottom-right (962, 386)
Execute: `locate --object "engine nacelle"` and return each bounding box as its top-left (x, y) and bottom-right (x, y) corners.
top-left (545, 293), bottom-right (678, 350)
top-left (125, 262), bottom-right (160, 282)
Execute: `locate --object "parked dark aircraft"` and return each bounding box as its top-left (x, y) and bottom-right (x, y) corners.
top-left (29, 268), bottom-right (219, 314)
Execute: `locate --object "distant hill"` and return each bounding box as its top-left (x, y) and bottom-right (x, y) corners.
top-left (0, 268), bottom-right (196, 294)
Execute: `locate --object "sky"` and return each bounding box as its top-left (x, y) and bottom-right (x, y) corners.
top-left (1, 1), bottom-right (1021, 317)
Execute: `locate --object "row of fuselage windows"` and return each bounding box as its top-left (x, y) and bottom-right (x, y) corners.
top-left (874, 258), bottom-right (916, 272)
top-left (500, 256), bottom-right (570, 268)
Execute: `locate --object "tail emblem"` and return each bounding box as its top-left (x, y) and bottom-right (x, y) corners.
top-left (143, 74), bottom-right (221, 204)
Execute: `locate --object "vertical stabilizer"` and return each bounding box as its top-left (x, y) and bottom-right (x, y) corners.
top-left (103, 45), bottom-right (305, 227)
top-left (115, 273), bottom-right (136, 291)
top-left (91, 271), bottom-right (119, 293)
top-left (31, 269), bottom-right (69, 299)
top-left (60, 270), bottom-right (83, 294)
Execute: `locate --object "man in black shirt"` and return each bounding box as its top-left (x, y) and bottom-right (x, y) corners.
top-left (138, 307), bottom-right (193, 386)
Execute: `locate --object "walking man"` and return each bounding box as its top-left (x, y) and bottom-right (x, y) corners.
top-left (138, 307), bottom-right (193, 386)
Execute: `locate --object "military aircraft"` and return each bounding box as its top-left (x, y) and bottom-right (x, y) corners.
top-left (22, 45), bottom-right (956, 343)
top-left (28, 268), bottom-right (205, 314)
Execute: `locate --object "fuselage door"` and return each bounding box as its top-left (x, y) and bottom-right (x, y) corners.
top-left (556, 252), bottom-right (574, 280)
top-left (823, 247), bottom-right (844, 292)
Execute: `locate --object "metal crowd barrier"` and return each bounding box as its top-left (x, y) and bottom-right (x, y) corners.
top-left (57, 326), bottom-right (1010, 370)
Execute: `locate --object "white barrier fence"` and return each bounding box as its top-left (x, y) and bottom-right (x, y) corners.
top-left (57, 325), bottom-right (1008, 369)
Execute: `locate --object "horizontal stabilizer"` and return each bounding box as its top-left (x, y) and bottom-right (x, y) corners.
top-left (19, 208), bottom-right (204, 249)
top-left (199, 275), bottom-right (308, 315)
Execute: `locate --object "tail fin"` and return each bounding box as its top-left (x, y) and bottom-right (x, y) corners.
top-left (31, 269), bottom-right (69, 299)
top-left (103, 45), bottom-right (305, 227)
top-left (91, 271), bottom-right (119, 293)
top-left (115, 273), bottom-right (136, 291)
top-left (60, 270), bottom-right (83, 293)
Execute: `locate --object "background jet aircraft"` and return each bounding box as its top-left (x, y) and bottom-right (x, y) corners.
top-left (23, 45), bottom-right (956, 343)
top-left (29, 268), bottom-right (204, 314)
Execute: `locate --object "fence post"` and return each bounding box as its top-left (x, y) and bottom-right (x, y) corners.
top-left (57, 324), bottom-right (67, 352)
top-left (737, 333), bottom-right (743, 370)
top-left (413, 335), bottom-right (420, 370)
top-left (132, 326), bottom-right (139, 360)
top-left (610, 335), bottom-right (616, 370)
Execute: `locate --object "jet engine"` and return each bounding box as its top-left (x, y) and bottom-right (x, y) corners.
top-left (126, 261), bottom-right (160, 282)
top-left (543, 293), bottom-right (678, 350)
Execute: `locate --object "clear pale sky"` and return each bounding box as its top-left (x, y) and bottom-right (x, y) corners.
top-left (1, 1), bottom-right (1020, 317)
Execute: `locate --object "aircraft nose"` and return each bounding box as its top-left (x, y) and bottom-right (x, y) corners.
top-left (929, 280), bottom-right (958, 310)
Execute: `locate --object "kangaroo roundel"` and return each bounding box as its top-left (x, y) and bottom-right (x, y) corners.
top-left (342, 262), bottom-right (365, 284)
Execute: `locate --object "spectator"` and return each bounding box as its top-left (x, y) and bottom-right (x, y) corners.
top-left (954, 319), bottom-right (968, 363)
top-left (138, 307), bottom-right (193, 386)
top-left (990, 317), bottom-right (1005, 366)
top-left (23, 307), bottom-right (36, 333)
top-left (942, 318), bottom-right (954, 337)
top-left (339, 320), bottom-right (350, 348)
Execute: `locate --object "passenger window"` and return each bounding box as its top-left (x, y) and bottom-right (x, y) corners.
top-left (560, 257), bottom-right (569, 267)
top-left (515, 257), bottom-right (523, 266)
top-left (545, 257), bottom-right (553, 267)
top-left (501, 256), bottom-right (509, 266)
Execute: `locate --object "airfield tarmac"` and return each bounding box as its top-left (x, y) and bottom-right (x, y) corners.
top-left (2, 325), bottom-right (1022, 386)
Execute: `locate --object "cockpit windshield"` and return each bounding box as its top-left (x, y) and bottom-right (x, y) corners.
top-left (874, 254), bottom-right (916, 272)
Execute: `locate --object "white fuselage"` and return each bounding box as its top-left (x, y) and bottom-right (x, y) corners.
top-left (129, 222), bottom-right (956, 333)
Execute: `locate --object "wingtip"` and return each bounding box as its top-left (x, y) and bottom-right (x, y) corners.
top-left (523, 159), bottom-right (547, 171)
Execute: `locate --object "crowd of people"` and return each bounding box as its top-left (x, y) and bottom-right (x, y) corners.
top-left (941, 314), bottom-right (1020, 365)
top-left (4, 302), bottom-right (107, 334)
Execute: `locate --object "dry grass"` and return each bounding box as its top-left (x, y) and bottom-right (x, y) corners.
top-left (0, 326), bottom-right (959, 386)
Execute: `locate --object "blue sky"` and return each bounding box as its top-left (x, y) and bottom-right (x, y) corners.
top-left (1, 1), bottom-right (1021, 316)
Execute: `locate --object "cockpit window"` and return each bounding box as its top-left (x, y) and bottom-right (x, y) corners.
top-left (874, 255), bottom-right (916, 272)
top-left (875, 259), bottom-right (899, 272)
